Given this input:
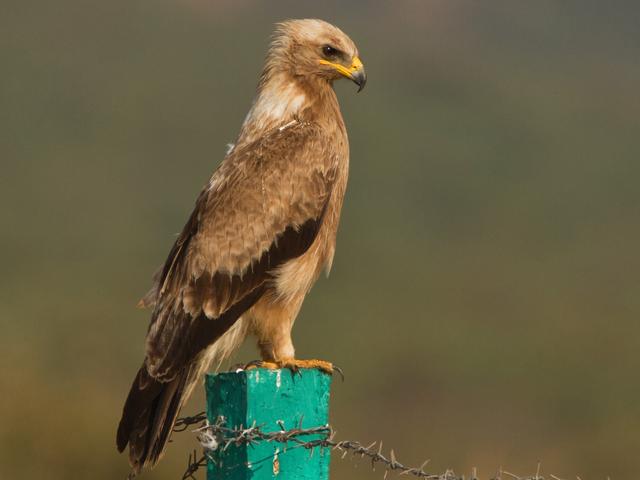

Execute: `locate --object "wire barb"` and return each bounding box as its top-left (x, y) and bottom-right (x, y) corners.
top-left (174, 413), bottom-right (565, 480)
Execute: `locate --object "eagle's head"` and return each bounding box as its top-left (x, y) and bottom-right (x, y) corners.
top-left (267, 19), bottom-right (367, 92)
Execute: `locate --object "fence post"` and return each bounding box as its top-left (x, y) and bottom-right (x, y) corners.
top-left (205, 368), bottom-right (333, 479)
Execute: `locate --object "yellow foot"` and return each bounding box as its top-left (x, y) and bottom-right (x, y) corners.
top-left (243, 358), bottom-right (343, 379)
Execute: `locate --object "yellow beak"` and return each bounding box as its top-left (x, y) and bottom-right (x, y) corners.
top-left (319, 56), bottom-right (367, 92)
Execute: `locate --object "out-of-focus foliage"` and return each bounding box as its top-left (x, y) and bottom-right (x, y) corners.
top-left (1, 1), bottom-right (639, 478)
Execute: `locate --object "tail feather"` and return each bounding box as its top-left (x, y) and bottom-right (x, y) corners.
top-left (117, 363), bottom-right (197, 476)
top-left (117, 316), bottom-right (252, 476)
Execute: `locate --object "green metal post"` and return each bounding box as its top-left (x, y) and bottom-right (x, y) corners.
top-left (205, 368), bottom-right (332, 479)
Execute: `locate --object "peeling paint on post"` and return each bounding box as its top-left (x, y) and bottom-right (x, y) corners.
top-left (206, 368), bottom-right (332, 480)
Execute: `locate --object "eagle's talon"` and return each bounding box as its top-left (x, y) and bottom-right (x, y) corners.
top-left (276, 359), bottom-right (299, 376)
top-left (332, 364), bottom-right (345, 381)
top-left (243, 360), bottom-right (279, 370)
top-left (242, 359), bottom-right (339, 378)
top-left (278, 359), bottom-right (336, 376)
top-left (242, 360), bottom-right (261, 370)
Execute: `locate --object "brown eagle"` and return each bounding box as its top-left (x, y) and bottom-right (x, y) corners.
top-left (116, 19), bottom-right (365, 475)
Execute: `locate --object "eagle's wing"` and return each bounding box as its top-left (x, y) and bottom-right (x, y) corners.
top-left (144, 121), bottom-right (337, 381)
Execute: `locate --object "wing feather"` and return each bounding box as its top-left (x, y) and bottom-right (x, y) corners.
top-left (144, 122), bottom-right (337, 381)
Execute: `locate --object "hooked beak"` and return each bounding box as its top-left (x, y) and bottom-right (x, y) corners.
top-left (319, 56), bottom-right (367, 92)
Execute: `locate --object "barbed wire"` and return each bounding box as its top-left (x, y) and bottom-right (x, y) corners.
top-left (174, 412), bottom-right (562, 480)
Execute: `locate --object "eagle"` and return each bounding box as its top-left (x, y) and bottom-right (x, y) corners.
top-left (116, 19), bottom-right (365, 475)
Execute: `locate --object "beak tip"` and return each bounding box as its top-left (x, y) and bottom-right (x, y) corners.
top-left (353, 72), bottom-right (367, 93)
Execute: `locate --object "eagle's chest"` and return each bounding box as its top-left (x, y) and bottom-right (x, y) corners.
top-left (272, 156), bottom-right (347, 305)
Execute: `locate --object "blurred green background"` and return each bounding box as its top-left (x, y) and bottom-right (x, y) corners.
top-left (2, 1), bottom-right (639, 478)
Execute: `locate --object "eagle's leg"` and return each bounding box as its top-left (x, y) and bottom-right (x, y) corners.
top-left (244, 295), bottom-right (337, 375)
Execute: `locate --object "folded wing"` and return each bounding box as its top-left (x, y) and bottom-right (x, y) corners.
top-left (145, 121), bottom-right (338, 381)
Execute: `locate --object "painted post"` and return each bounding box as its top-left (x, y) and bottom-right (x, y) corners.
top-left (205, 368), bottom-right (332, 480)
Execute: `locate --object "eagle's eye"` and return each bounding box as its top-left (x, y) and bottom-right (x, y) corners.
top-left (322, 45), bottom-right (340, 59)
